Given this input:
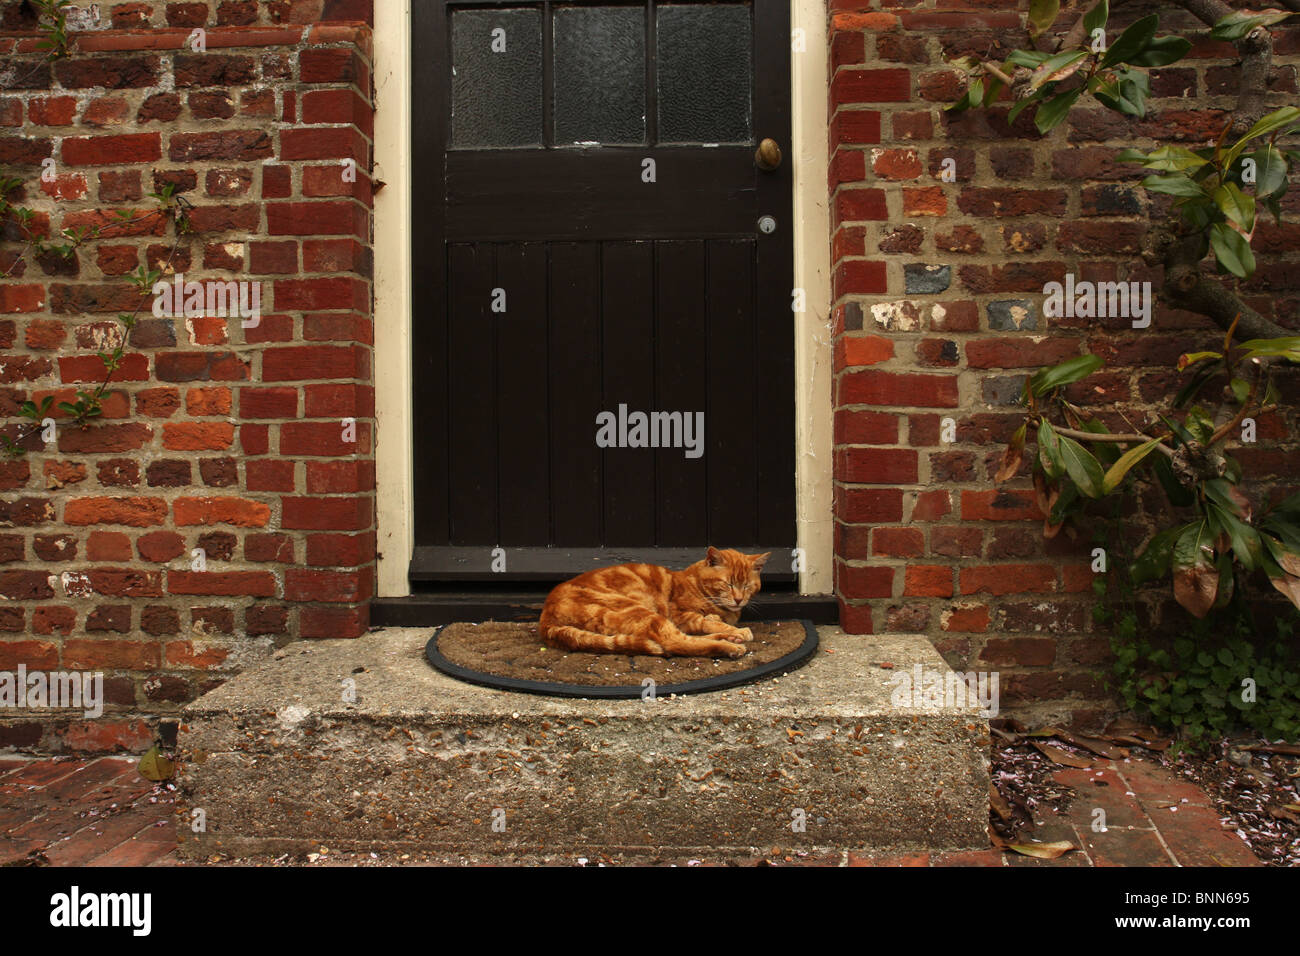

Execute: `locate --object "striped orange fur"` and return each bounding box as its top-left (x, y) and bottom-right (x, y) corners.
top-left (538, 547), bottom-right (771, 658)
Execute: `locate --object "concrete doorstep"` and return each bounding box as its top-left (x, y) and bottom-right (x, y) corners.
top-left (176, 627), bottom-right (991, 859)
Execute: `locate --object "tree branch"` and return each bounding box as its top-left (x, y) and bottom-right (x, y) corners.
top-left (1141, 224), bottom-right (1291, 341)
top-left (1167, 0), bottom-right (1275, 135)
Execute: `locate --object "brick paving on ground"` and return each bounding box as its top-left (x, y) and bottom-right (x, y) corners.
top-left (0, 753), bottom-right (1261, 867)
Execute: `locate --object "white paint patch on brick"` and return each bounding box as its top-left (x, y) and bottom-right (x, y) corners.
top-left (61, 571), bottom-right (92, 598)
top-left (870, 300), bottom-right (921, 332)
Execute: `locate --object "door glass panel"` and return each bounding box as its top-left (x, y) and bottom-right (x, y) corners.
top-left (450, 8), bottom-right (543, 149)
top-left (656, 4), bottom-right (752, 144)
top-left (554, 6), bottom-right (646, 145)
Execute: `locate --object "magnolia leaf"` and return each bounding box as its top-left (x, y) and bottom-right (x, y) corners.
top-left (1249, 145), bottom-right (1289, 198)
top-left (1126, 35), bottom-right (1192, 68)
top-left (1210, 10), bottom-right (1291, 42)
top-left (1172, 522), bottom-right (1217, 618)
top-left (1225, 106), bottom-right (1300, 169)
top-left (1100, 14), bottom-right (1158, 68)
top-left (997, 423), bottom-right (1028, 482)
top-left (1028, 49), bottom-right (1089, 91)
top-left (1008, 840), bottom-right (1077, 859)
top-left (1261, 534), bottom-right (1300, 577)
top-left (1038, 421), bottom-right (1066, 480)
top-left (1035, 87), bottom-right (1083, 134)
top-left (1141, 173), bottom-right (1206, 198)
top-left (1209, 221), bottom-right (1255, 278)
top-left (1033, 469), bottom-right (1057, 516)
top-left (1027, 0), bottom-right (1061, 36)
top-left (1102, 438), bottom-right (1163, 493)
top-left (1029, 354), bottom-right (1103, 395)
top-left (1126, 145), bottom-right (1209, 173)
top-left (1177, 350), bottom-right (1222, 371)
top-left (1213, 182), bottom-right (1256, 233)
top-left (1083, 0), bottom-right (1109, 35)
top-left (1008, 92), bottom-right (1043, 125)
top-left (1007, 49), bottom-right (1052, 68)
top-left (138, 745), bottom-right (175, 782)
top-left (1267, 571), bottom-right (1300, 611)
top-left (1057, 434), bottom-right (1106, 498)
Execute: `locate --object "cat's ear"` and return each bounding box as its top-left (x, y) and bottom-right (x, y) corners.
top-left (706, 546), bottom-right (726, 567)
top-left (751, 551), bottom-right (771, 571)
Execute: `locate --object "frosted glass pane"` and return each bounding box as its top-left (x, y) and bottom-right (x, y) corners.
top-left (451, 8), bottom-right (543, 149)
top-left (656, 4), bottom-right (751, 144)
top-left (554, 6), bottom-right (646, 145)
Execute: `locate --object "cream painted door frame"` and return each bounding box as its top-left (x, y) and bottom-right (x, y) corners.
top-left (372, 0), bottom-right (832, 598)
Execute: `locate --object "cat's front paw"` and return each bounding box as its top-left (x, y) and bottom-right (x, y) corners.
top-left (717, 641), bottom-right (747, 658)
top-left (723, 627), bottom-right (753, 644)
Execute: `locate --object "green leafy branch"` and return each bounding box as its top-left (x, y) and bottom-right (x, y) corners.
top-left (3, 0), bottom-right (75, 90)
top-left (1000, 325), bottom-right (1300, 619)
top-left (1120, 107), bottom-right (1300, 279)
top-left (1, 184), bottom-right (190, 457)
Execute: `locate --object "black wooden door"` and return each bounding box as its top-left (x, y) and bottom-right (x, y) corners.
top-left (411, 0), bottom-right (795, 583)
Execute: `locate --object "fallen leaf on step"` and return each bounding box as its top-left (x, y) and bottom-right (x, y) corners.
top-left (1032, 742), bottom-right (1093, 769)
top-left (989, 783), bottom-right (1012, 821)
top-left (1007, 840), bottom-right (1076, 860)
top-left (1059, 732), bottom-right (1128, 760)
top-left (137, 746), bottom-right (174, 782)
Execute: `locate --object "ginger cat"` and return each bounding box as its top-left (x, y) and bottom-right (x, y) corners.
top-left (538, 547), bottom-right (771, 659)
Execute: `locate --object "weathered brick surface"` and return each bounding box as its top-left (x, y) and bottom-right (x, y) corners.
top-left (0, 0), bottom-right (375, 751)
top-left (830, 0), bottom-right (1300, 728)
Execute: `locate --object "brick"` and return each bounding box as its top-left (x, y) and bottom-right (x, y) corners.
top-left (904, 565), bottom-right (954, 597)
top-left (832, 69), bottom-right (911, 104)
top-left (299, 604), bottom-right (369, 639)
top-left (64, 639), bottom-right (159, 670)
top-left (281, 496), bottom-right (371, 531)
top-left (64, 497), bottom-right (167, 527)
top-left (872, 527), bottom-right (924, 558)
top-left (838, 488), bottom-right (903, 523)
top-left (285, 568), bottom-right (371, 602)
top-left (834, 410), bottom-right (899, 446)
top-left (836, 447), bottom-right (918, 484)
top-left (840, 369), bottom-right (959, 408)
top-left (137, 531), bottom-right (187, 563)
top-left (960, 565), bottom-right (1056, 596)
top-left (62, 133), bottom-right (161, 166)
top-left (837, 563), bottom-right (894, 599)
top-left (168, 571), bottom-right (276, 597)
top-left (305, 460), bottom-right (374, 494)
top-left (942, 604), bottom-right (990, 633)
top-left (173, 497), bottom-right (271, 528)
top-left (962, 490), bottom-right (1043, 522)
top-left (162, 422), bottom-right (235, 450)
top-left (87, 531), bottom-right (132, 561)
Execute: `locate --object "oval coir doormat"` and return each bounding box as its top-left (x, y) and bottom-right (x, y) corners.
top-left (425, 619), bottom-right (819, 698)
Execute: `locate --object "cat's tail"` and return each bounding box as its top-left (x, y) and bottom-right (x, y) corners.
top-left (540, 623), bottom-right (664, 656)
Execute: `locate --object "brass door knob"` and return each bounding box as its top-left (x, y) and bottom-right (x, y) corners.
top-left (754, 137), bottom-right (782, 171)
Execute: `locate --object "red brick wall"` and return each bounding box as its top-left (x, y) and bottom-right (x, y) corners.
top-left (828, 0), bottom-right (1300, 728)
top-left (0, 0), bottom-right (375, 751)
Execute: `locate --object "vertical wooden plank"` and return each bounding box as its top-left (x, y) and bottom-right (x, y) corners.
top-left (753, 235), bottom-right (796, 548)
top-left (496, 242), bottom-right (551, 546)
top-left (411, 0), bottom-right (450, 546)
top-left (705, 238), bottom-right (758, 546)
top-left (446, 242), bottom-right (498, 546)
top-left (654, 239), bottom-right (708, 546)
top-left (601, 241), bottom-right (656, 546)
top-left (753, 0), bottom-right (796, 550)
top-left (549, 242), bottom-right (604, 546)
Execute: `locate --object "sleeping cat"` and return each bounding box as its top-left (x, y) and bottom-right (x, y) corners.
top-left (538, 547), bottom-right (771, 658)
